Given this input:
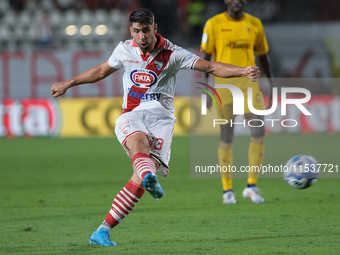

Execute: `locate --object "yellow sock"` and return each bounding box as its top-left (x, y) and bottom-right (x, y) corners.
top-left (247, 142), bottom-right (264, 185)
top-left (218, 147), bottom-right (233, 191)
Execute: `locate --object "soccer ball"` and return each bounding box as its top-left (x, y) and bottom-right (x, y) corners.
top-left (283, 155), bottom-right (319, 189)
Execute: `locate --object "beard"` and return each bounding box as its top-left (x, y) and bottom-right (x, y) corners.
top-left (138, 37), bottom-right (154, 53)
top-left (139, 43), bottom-right (150, 51)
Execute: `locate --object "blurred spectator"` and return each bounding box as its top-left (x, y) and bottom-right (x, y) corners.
top-left (35, 8), bottom-right (54, 49)
top-left (139, 0), bottom-right (153, 10)
top-left (186, 0), bottom-right (205, 42)
top-left (120, 0), bottom-right (141, 13)
top-left (244, 0), bottom-right (281, 23)
top-left (152, 0), bottom-right (177, 39)
top-left (102, 0), bottom-right (120, 9)
top-left (177, 0), bottom-right (191, 37)
top-left (9, 0), bottom-right (27, 12)
top-left (315, 0), bottom-right (340, 21)
top-left (52, 0), bottom-right (82, 12)
top-left (84, 0), bottom-right (103, 10)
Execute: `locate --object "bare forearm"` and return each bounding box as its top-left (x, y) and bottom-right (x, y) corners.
top-left (206, 62), bottom-right (247, 78)
top-left (68, 65), bottom-right (109, 88)
top-left (194, 58), bottom-right (259, 82)
top-left (51, 60), bottom-right (115, 98)
top-left (199, 53), bottom-right (246, 78)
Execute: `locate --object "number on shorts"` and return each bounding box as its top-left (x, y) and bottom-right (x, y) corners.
top-left (153, 138), bottom-right (164, 151)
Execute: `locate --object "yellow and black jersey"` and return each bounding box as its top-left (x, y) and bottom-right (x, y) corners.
top-left (201, 12), bottom-right (269, 67)
top-left (201, 11), bottom-right (269, 96)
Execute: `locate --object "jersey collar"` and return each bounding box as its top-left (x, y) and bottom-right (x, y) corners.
top-left (154, 33), bottom-right (166, 49)
top-left (224, 11), bottom-right (245, 21)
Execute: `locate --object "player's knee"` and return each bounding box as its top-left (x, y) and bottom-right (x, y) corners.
top-left (251, 136), bottom-right (264, 144)
top-left (126, 136), bottom-right (150, 156)
top-left (251, 125), bottom-right (265, 138)
top-left (220, 125), bottom-right (234, 144)
top-left (221, 132), bottom-right (233, 144)
top-left (132, 139), bottom-right (150, 153)
top-left (246, 114), bottom-right (264, 138)
top-left (219, 141), bottom-right (233, 150)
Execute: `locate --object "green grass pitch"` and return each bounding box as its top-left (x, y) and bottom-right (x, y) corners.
top-left (0, 134), bottom-right (339, 254)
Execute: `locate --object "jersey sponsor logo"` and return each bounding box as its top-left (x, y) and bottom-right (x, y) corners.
top-left (154, 60), bottom-right (163, 71)
top-left (119, 120), bottom-right (130, 130)
top-left (227, 42), bottom-right (250, 49)
top-left (123, 59), bottom-right (140, 64)
top-left (128, 87), bottom-right (161, 102)
top-left (187, 53), bottom-right (194, 59)
top-left (130, 69), bottom-right (157, 88)
top-left (221, 29), bottom-right (232, 32)
top-left (255, 93), bottom-right (262, 103)
top-left (122, 125), bottom-right (130, 134)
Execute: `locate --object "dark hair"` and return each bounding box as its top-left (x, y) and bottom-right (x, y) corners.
top-left (129, 8), bottom-right (154, 26)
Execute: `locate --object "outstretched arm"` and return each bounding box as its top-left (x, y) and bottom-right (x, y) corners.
top-left (194, 58), bottom-right (260, 81)
top-left (51, 60), bottom-right (117, 98)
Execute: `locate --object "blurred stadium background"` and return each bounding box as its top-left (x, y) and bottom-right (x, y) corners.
top-left (0, 0), bottom-right (340, 137)
top-left (1, 2), bottom-right (340, 253)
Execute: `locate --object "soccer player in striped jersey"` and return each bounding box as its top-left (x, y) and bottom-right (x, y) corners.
top-left (201, 0), bottom-right (274, 204)
top-left (51, 8), bottom-right (260, 246)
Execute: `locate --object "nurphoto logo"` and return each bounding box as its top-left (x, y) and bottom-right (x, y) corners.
top-left (197, 82), bottom-right (312, 128)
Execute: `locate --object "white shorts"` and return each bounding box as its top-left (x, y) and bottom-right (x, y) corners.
top-left (115, 101), bottom-right (176, 177)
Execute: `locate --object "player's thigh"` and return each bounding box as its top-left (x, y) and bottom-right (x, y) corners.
top-left (216, 103), bottom-right (235, 143)
top-left (244, 88), bottom-right (265, 113)
top-left (216, 102), bottom-right (237, 123)
top-left (147, 115), bottom-right (176, 177)
top-left (147, 116), bottom-right (175, 162)
top-left (125, 132), bottom-right (151, 156)
top-left (115, 111), bottom-right (150, 156)
top-left (244, 88), bottom-right (265, 137)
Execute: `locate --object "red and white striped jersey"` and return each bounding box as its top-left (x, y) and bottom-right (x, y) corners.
top-left (108, 33), bottom-right (200, 114)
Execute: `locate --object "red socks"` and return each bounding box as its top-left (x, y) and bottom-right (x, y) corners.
top-left (104, 180), bottom-right (145, 228)
top-left (132, 152), bottom-right (156, 181)
top-left (103, 153), bottom-right (156, 229)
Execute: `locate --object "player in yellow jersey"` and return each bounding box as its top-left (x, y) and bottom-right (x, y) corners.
top-left (201, 0), bottom-right (274, 204)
